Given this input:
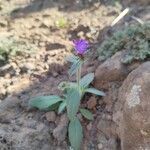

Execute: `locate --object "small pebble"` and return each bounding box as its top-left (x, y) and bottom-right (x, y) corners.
top-left (98, 143), bottom-right (103, 149)
top-left (45, 111), bottom-right (56, 122)
top-left (87, 122), bottom-right (92, 131)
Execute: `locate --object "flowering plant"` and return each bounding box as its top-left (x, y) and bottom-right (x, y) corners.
top-left (29, 39), bottom-right (105, 150)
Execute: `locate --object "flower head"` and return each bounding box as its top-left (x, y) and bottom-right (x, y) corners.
top-left (73, 39), bottom-right (89, 55)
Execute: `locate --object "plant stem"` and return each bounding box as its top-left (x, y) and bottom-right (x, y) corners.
top-left (77, 64), bottom-right (81, 89)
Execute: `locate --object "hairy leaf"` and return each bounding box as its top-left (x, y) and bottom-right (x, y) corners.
top-left (69, 117), bottom-right (83, 150)
top-left (68, 60), bottom-right (81, 76)
top-left (66, 88), bottom-right (81, 120)
top-left (80, 108), bottom-right (93, 120)
top-left (85, 88), bottom-right (105, 96)
top-left (80, 73), bottom-right (94, 88)
top-left (58, 81), bottom-right (77, 92)
top-left (29, 95), bottom-right (63, 110)
top-left (66, 55), bottom-right (79, 63)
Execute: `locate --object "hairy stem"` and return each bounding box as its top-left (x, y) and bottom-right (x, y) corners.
top-left (77, 64), bottom-right (81, 88)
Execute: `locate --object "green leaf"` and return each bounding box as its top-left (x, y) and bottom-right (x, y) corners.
top-left (58, 100), bottom-right (67, 114)
top-left (68, 60), bottom-right (81, 76)
top-left (66, 55), bottom-right (79, 63)
top-left (58, 81), bottom-right (69, 91)
top-left (66, 88), bottom-right (81, 120)
top-left (58, 81), bottom-right (77, 91)
top-left (80, 73), bottom-right (94, 88)
top-left (48, 102), bottom-right (61, 111)
top-left (29, 95), bottom-right (63, 110)
top-left (80, 108), bottom-right (93, 120)
top-left (85, 88), bottom-right (105, 96)
top-left (69, 117), bottom-right (83, 150)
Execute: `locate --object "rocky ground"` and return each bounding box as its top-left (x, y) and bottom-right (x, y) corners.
top-left (0, 0), bottom-right (150, 150)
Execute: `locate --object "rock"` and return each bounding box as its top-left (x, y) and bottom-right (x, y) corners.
top-left (87, 122), bottom-right (92, 131)
top-left (53, 114), bottom-right (68, 142)
top-left (77, 31), bottom-right (84, 38)
top-left (103, 83), bottom-right (120, 113)
top-left (98, 143), bottom-right (103, 149)
top-left (97, 119), bottom-right (112, 138)
top-left (118, 62), bottom-right (150, 150)
top-left (97, 133), bottom-right (118, 150)
top-left (20, 62), bottom-right (35, 72)
top-left (87, 96), bottom-right (97, 109)
top-left (94, 51), bottom-right (130, 89)
top-left (45, 111), bottom-right (56, 122)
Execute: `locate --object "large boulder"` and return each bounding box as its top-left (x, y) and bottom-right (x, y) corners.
top-left (118, 62), bottom-right (150, 150)
top-left (94, 51), bottom-right (141, 89)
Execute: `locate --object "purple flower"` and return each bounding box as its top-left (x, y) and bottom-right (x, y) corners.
top-left (73, 39), bottom-right (89, 55)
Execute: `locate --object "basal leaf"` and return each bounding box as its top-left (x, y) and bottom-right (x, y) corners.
top-left (80, 108), bottom-right (93, 120)
top-left (85, 88), bottom-right (105, 96)
top-left (48, 101), bottom-right (61, 111)
top-left (69, 117), bottom-right (83, 150)
top-left (66, 88), bottom-right (81, 120)
top-left (79, 73), bottom-right (94, 88)
top-left (29, 95), bottom-right (63, 110)
top-left (58, 100), bottom-right (67, 114)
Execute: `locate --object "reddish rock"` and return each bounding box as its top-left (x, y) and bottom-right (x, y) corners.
top-left (94, 51), bottom-right (141, 89)
top-left (94, 52), bottom-right (129, 89)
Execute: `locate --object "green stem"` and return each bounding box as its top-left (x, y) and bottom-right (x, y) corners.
top-left (77, 64), bottom-right (81, 89)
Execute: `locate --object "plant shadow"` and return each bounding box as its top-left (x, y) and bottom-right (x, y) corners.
top-left (10, 0), bottom-right (120, 19)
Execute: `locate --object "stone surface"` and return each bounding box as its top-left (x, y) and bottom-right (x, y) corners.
top-left (103, 83), bottom-right (120, 113)
top-left (118, 62), bottom-right (150, 150)
top-left (94, 51), bottom-right (142, 89)
top-left (94, 52), bottom-right (129, 89)
top-left (97, 119), bottom-right (113, 138)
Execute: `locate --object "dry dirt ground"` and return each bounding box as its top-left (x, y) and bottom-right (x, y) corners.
top-left (0, 0), bottom-right (149, 150)
top-left (0, 0), bottom-right (121, 99)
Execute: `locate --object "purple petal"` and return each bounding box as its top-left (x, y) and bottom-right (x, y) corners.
top-left (73, 39), bottom-right (89, 55)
